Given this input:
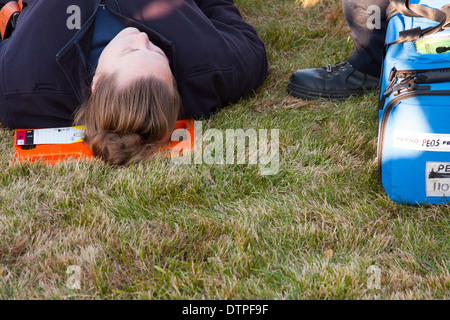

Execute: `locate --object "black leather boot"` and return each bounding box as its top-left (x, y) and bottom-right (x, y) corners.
top-left (287, 61), bottom-right (379, 100)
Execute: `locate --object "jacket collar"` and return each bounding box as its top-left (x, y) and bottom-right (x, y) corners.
top-left (56, 0), bottom-right (176, 104)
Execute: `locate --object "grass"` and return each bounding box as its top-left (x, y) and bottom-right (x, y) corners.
top-left (0, 0), bottom-right (448, 300)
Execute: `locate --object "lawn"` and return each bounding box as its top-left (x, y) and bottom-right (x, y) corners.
top-left (0, 0), bottom-right (448, 300)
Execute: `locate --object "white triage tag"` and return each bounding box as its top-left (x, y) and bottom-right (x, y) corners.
top-left (15, 126), bottom-right (85, 145)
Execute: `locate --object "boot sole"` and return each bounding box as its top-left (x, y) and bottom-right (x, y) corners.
top-left (287, 80), bottom-right (377, 101)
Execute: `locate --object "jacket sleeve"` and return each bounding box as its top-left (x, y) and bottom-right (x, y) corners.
top-left (193, 0), bottom-right (268, 100)
top-left (194, 0), bottom-right (244, 20)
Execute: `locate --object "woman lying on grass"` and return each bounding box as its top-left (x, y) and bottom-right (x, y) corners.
top-left (0, 0), bottom-right (268, 165)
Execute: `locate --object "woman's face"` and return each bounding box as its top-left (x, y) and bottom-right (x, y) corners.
top-left (93, 27), bottom-right (173, 90)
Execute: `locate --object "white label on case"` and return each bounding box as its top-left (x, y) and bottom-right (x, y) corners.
top-left (426, 162), bottom-right (450, 197)
top-left (393, 130), bottom-right (450, 152)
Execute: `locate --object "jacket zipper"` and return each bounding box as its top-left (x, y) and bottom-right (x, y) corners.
top-left (378, 90), bottom-right (450, 181)
top-left (56, 0), bottom-right (102, 58)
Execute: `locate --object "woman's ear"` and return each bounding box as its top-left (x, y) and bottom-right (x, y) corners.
top-left (91, 74), bottom-right (99, 93)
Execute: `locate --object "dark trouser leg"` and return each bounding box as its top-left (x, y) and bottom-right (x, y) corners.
top-left (287, 0), bottom-right (393, 100)
top-left (344, 0), bottom-right (390, 77)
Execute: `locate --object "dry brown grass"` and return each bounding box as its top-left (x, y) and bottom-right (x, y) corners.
top-left (0, 0), bottom-right (448, 301)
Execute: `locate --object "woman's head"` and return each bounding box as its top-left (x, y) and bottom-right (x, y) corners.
top-left (76, 74), bottom-right (181, 166)
top-left (75, 28), bottom-right (181, 166)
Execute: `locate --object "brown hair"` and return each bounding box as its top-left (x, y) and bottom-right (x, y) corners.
top-left (74, 74), bottom-right (181, 166)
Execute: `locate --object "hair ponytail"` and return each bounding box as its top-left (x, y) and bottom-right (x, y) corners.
top-left (74, 74), bottom-right (181, 166)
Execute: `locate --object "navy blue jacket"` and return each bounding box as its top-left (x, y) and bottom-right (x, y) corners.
top-left (0, 0), bottom-right (268, 128)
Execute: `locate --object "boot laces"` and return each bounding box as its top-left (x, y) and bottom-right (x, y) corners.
top-left (325, 61), bottom-right (347, 73)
